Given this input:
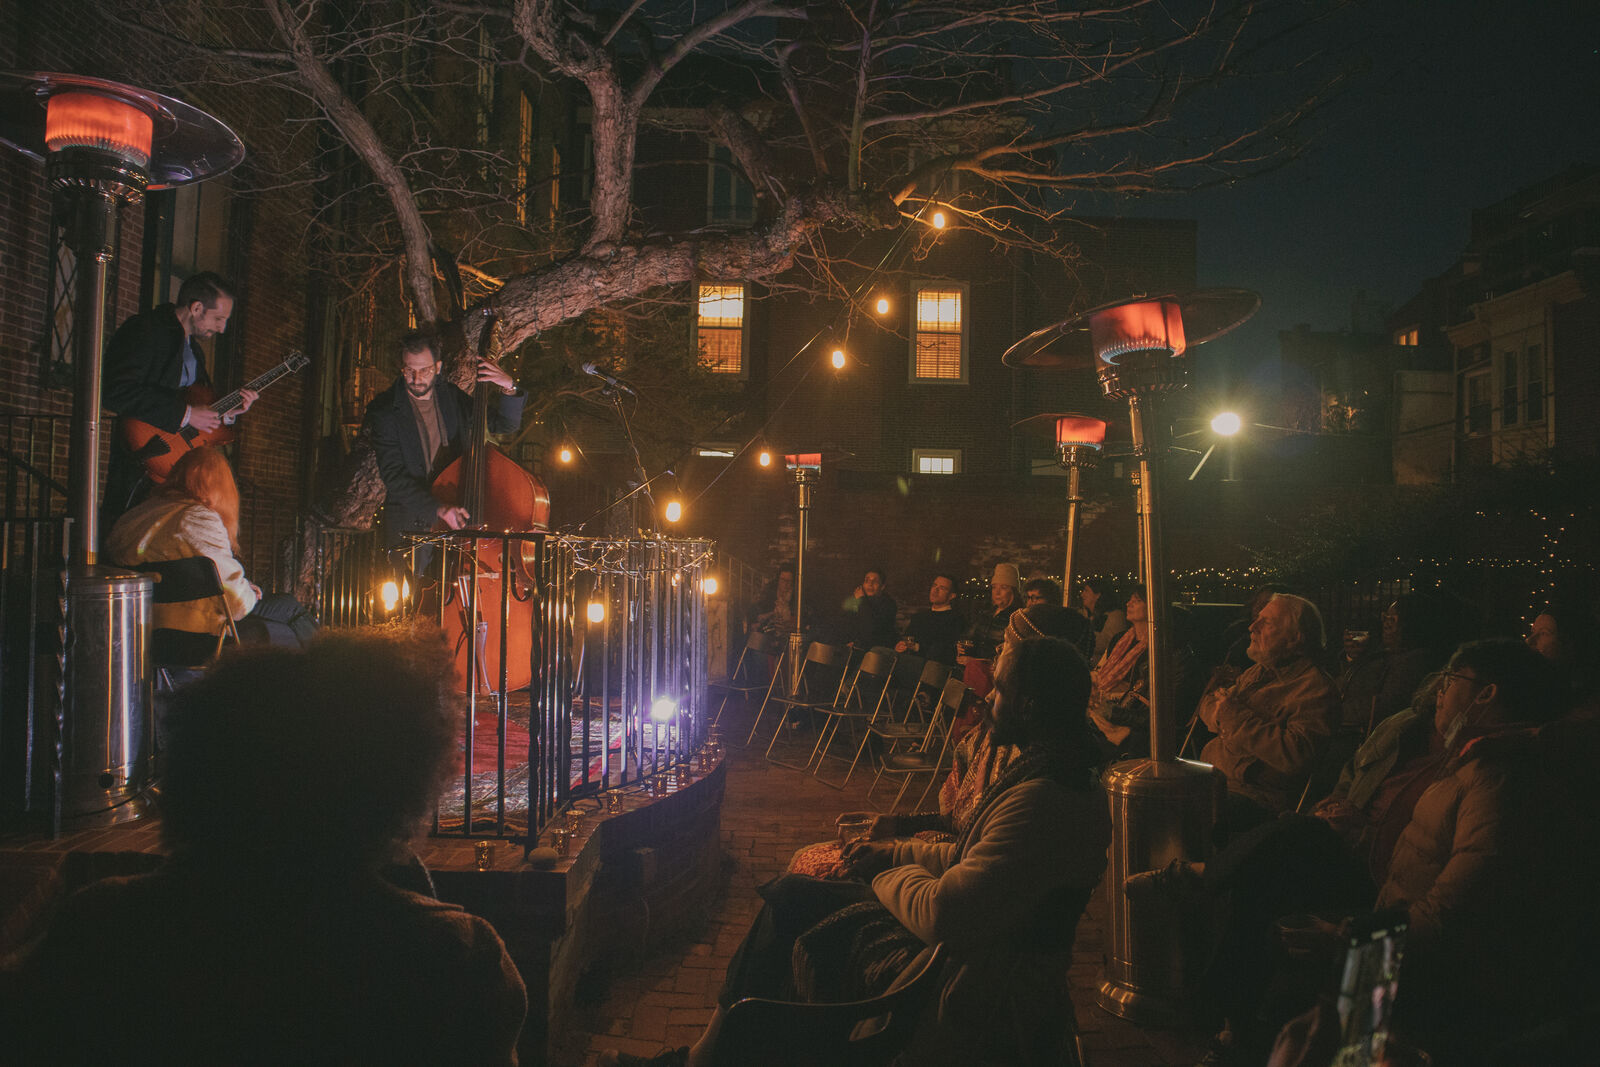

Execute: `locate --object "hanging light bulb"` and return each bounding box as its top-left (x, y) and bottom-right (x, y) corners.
top-left (558, 445), bottom-right (574, 463)
top-left (830, 348), bottom-right (846, 369)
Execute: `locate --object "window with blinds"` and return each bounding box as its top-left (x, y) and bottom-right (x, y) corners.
top-left (697, 283), bottom-right (746, 374)
top-left (913, 286), bottom-right (965, 381)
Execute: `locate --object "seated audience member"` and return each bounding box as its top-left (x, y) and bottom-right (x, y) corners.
top-left (1374, 639), bottom-right (1570, 1062)
top-left (841, 566), bottom-right (897, 649)
top-left (1526, 598), bottom-right (1599, 716)
top-left (106, 446), bottom-right (316, 648)
top-left (895, 572), bottom-right (965, 666)
top-left (1195, 593), bottom-right (1338, 838)
top-left (5, 628), bottom-right (526, 1064)
top-left (748, 562), bottom-right (796, 636)
top-left (792, 604), bottom-right (1088, 879)
top-left (1022, 576), bottom-right (1060, 607)
top-left (1078, 576), bottom-right (1128, 658)
top-left (1211, 583), bottom-right (1291, 681)
top-left (1088, 583), bottom-right (1155, 761)
top-left (956, 563), bottom-right (1023, 699)
top-left (1336, 592), bottom-right (1463, 734)
top-left (1147, 640), bottom-right (1569, 1065)
top-left (604, 636), bottom-right (1109, 1067)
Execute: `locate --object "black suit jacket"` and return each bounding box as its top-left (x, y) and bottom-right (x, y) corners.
top-left (103, 304), bottom-right (211, 433)
top-left (364, 378), bottom-right (528, 532)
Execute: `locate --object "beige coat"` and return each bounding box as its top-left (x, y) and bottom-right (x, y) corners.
top-left (874, 775), bottom-right (1110, 1065)
top-left (1198, 654), bottom-right (1338, 811)
top-left (107, 495), bottom-right (256, 635)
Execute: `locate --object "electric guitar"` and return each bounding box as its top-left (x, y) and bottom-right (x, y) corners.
top-left (120, 350), bottom-right (310, 483)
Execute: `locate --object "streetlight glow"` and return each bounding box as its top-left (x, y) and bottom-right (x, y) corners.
top-left (664, 499), bottom-right (683, 523)
top-left (702, 576), bottom-right (719, 596)
top-left (558, 445), bottom-right (574, 463)
top-left (587, 600), bottom-right (606, 623)
top-left (931, 210), bottom-right (947, 229)
top-left (1210, 412), bottom-right (1243, 436)
top-left (830, 348), bottom-right (846, 369)
top-left (758, 449), bottom-right (772, 467)
top-left (874, 297), bottom-right (890, 315)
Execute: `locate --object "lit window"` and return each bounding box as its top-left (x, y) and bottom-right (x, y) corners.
top-left (697, 284), bottom-right (746, 375)
top-left (1394, 327), bottom-right (1418, 346)
top-left (912, 285), bottom-right (965, 381)
top-left (913, 448), bottom-right (961, 475)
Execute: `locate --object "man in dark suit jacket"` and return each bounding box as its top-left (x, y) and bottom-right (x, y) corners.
top-left (364, 330), bottom-right (527, 552)
top-left (101, 272), bottom-right (256, 532)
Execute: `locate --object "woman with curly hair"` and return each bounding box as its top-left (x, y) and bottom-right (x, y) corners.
top-left (6, 628), bottom-right (527, 1064)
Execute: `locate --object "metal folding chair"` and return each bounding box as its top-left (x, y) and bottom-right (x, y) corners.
top-left (751, 641), bottom-right (849, 754)
top-left (709, 943), bottom-right (948, 1067)
top-left (869, 677), bottom-right (966, 811)
top-left (132, 556), bottom-right (242, 691)
top-left (712, 629), bottom-right (780, 726)
top-left (807, 648), bottom-right (898, 788)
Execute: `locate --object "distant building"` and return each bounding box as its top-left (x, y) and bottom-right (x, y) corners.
top-left (1392, 166), bottom-right (1600, 480)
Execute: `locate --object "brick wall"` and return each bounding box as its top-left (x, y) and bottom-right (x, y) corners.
top-left (0, 3), bottom-right (315, 582)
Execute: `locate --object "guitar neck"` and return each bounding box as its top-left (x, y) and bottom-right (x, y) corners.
top-left (209, 354), bottom-right (303, 414)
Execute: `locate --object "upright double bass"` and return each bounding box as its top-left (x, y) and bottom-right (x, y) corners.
top-left (430, 312), bottom-right (551, 692)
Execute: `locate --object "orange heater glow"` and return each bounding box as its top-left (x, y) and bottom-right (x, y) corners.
top-left (1055, 415), bottom-right (1108, 449)
top-left (45, 92), bottom-right (153, 168)
top-left (1088, 300), bottom-right (1186, 367)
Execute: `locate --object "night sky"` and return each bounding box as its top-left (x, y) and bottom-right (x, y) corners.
top-left (1096, 1), bottom-right (1600, 389)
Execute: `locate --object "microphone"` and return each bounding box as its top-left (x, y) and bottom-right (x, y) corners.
top-left (581, 362), bottom-right (636, 395)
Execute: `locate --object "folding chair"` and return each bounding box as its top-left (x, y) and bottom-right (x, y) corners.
top-left (712, 629), bottom-right (780, 726)
top-left (132, 557), bottom-right (242, 691)
top-left (807, 648), bottom-right (898, 788)
top-left (751, 641), bottom-right (849, 754)
top-left (709, 943), bottom-right (948, 1067)
top-left (863, 659), bottom-right (954, 772)
top-left (869, 677), bottom-right (966, 811)
top-left (894, 659), bottom-right (952, 727)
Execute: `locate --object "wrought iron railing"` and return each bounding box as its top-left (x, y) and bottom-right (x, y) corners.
top-left (352, 531), bottom-right (715, 846)
top-left (0, 516), bottom-right (70, 818)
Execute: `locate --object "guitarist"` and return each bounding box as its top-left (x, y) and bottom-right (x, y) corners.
top-left (101, 272), bottom-right (258, 533)
top-left (364, 329), bottom-right (525, 573)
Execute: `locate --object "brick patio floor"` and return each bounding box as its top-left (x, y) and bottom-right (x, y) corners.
top-left (564, 698), bottom-right (1210, 1067)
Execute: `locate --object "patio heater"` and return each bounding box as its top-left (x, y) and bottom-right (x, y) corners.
top-left (779, 451), bottom-right (848, 695)
top-left (0, 72), bottom-right (243, 826)
top-left (1003, 289), bottom-right (1259, 1023)
top-left (1013, 412), bottom-right (1108, 605)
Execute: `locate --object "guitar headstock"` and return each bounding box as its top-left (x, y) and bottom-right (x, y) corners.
top-left (287, 350), bottom-right (309, 372)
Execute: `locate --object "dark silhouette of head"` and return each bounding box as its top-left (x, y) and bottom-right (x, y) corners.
top-left (160, 626), bottom-right (459, 869)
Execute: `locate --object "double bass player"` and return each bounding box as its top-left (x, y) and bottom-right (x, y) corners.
top-left (365, 329), bottom-right (526, 568)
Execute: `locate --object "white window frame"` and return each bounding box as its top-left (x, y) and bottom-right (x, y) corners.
top-left (908, 282), bottom-right (969, 383)
top-left (912, 448), bottom-right (962, 475)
